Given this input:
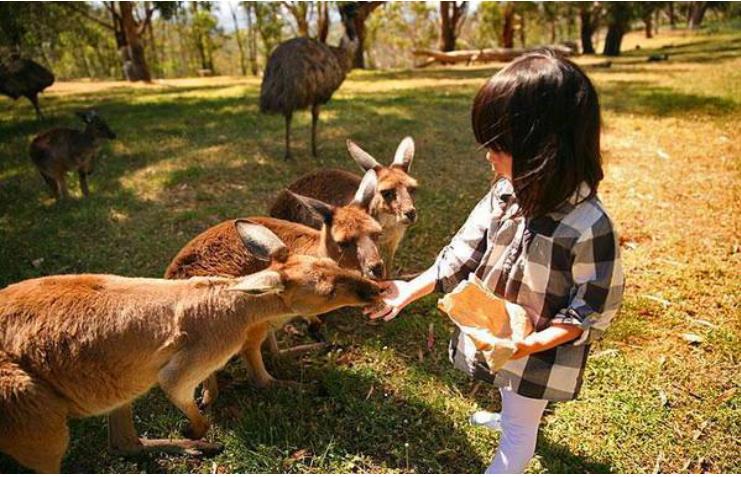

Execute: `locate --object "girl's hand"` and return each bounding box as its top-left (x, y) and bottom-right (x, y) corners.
top-left (364, 280), bottom-right (411, 321)
top-left (510, 336), bottom-right (536, 360)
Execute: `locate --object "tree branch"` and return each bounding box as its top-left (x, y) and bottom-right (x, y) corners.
top-left (64, 2), bottom-right (116, 31)
top-left (136, 6), bottom-right (155, 35)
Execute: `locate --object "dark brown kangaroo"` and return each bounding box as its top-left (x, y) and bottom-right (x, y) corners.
top-left (270, 137), bottom-right (418, 276)
top-left (29, 110), bottom-right (116, 199)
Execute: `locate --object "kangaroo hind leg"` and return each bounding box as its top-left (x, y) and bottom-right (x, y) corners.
top-left (0, 353), bottom-right (69, 473)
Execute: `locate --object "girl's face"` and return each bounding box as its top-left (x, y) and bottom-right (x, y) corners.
top-left (486, 150), bottom-right (513, 179)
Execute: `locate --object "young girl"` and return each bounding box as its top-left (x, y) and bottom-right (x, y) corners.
top-left (366, 50), bottom-right (624, 473)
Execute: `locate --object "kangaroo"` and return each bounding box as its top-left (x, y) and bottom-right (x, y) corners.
top-left (29, 109), bottom-right (116, 199)
top-left (0, 220), bottom-right (381, 473)
top-left (270, 137), bottom-right (418, 276)
top-left (164, 169), bottom-right (383, 406)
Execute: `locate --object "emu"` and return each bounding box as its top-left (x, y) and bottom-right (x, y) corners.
top-left (259, 5), bottom-right (358, 160)
top-left (0, 53), bottom-right (54, 119)
top-left (0, 221), bottom-right (381, 473)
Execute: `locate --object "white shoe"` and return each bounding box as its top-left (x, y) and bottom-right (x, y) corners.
top-left (469, 410), bottom-right (502, 430)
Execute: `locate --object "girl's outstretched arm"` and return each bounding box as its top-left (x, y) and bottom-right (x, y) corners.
top-left (365, 267), bottom-right (437, 321)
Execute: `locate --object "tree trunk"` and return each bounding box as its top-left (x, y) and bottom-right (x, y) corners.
top-left (118, 1), bottom-right (151, 82)
top-left (688, 2), bottom-right (708, 29)
top-left (603, 24), bottom-right (624, 56)
top-left (244, 2), bottom-right (258, 75)
top-left (229, 3), bottom-right (247, 75)
top-left (654, 8), bottom-right (660, 35)
top-left (644, 12), bottom-right (653, 38)
top-left (317, 1), bottom-right (329, 44)
top-left (351, 2), bottom-right (384, 69)
top-left (668, 2), bottom-right (676, 29)
top-left (580, 7), bottom-right (595, 54)
top-left (519, 13), bottom-right (526, 47)
top-left (439, 2), bottom-right (454, 51)
top-left (282, 1), bottom-right (309, 37)
top-left (501, 3), bottom-right (515, 49)
top-left (439, 2), bottom-right (467, 52)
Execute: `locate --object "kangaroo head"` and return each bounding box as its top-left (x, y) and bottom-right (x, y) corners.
top-left (231, 219), bottom-right (381, 316)
top-left (76, 109), bottom-right (117, 140)
top-left (287, 169), bottom-right (385, 279)
top-left (346, 137), bottom-right (419, 227)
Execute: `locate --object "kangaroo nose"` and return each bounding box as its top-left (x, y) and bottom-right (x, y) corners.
top-left (405, 209), bottom-right (417, 223)
top-left (369, 262), bottom-right (385, 280)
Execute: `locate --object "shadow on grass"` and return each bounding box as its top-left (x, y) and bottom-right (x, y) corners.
top-left (599, 80), bottom-right (736, 116)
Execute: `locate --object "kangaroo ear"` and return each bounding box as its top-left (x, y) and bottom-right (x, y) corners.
top-left (288, 191), bottom-right (335, 225)
top-left (229, 270), bottom-right (284, 295)
top-left (351, 169), bottom-right (378, 210)
top-left (346, 139), bottom-right (380, 172)
top-left (234, 219), bottom-right (289, 263)
top-left (392, 136), bottom-right (415, 172)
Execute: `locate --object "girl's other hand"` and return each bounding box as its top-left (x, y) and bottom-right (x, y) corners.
top-left (364, 280), bottom-right (410, 321)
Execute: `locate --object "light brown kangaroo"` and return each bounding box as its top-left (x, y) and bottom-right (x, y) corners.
top-left (270, 137), bottom-right (418, 276)
top-left (164, 170), bottom-right (383, 406)
top-left (0, 221), bottom-right (381, 473)
top-left (29, 109), bottom-right (116, 199)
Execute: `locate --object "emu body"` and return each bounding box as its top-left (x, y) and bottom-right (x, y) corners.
top-left (260, 23), bottom-right (357, 159)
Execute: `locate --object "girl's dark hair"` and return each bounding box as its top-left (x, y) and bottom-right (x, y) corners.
top-left (472, 49), bottom-right (603, 218)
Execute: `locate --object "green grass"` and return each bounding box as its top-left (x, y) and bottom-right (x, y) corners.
top-left (1, 29), bottom-right (739, 473)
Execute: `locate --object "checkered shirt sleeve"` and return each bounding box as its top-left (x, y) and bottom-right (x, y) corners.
top-left (550, 214), bottom-right (624, 346)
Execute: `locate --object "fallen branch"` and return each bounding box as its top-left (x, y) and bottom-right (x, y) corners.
top-left (413, 45), bottom-right (576, 67)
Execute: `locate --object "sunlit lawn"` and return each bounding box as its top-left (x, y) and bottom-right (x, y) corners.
top-left (1, 28), bottom-right (739, 473)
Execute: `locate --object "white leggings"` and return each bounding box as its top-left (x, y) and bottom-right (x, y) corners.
top-left (486, 388), bottom-right (548, 474)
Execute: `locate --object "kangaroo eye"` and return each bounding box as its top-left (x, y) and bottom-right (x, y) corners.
top-left (381, 190), bottom-right (395, 201)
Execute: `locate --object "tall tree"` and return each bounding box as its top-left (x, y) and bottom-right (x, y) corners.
top-left (316, 2), bottom-right (330, 44)
top-left (282, 2), bottom-right (310, 37)
top-left (668, 2), bottom-right (677, 29)
top-left (603, 2), bottom-right (633, 56)
top-left (65, 2), bottom-right (176, 82)
top-left (640, 3), bottom-right (657, 38)
top-left (243, 2), bottom-right (259, 75)
top-left (347, 1), bottom-right (384, 69)
top-left (579, 2), bottom-right (601, 54)
top-left (252, 2), bottom-right (283, 60)
top-left (688, 1), bottom-right (708, 29)
top-left (229, 2), bottom-right (247, 75)
top-left (501, 2), bottom-right (515, 48)
top-left (190, 2), bottom-right (218, 73)
top-left (439, 1), bottom-right (468, 52)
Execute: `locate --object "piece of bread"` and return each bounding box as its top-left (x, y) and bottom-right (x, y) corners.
top-left (438, 274), bottom-right (533, 371)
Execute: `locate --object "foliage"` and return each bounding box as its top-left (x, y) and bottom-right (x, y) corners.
top-left (366, 2), bottom-right (438, 69)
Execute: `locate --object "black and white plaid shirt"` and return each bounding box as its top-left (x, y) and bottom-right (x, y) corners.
top-left (436, 179), bottom-right (624, 401)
